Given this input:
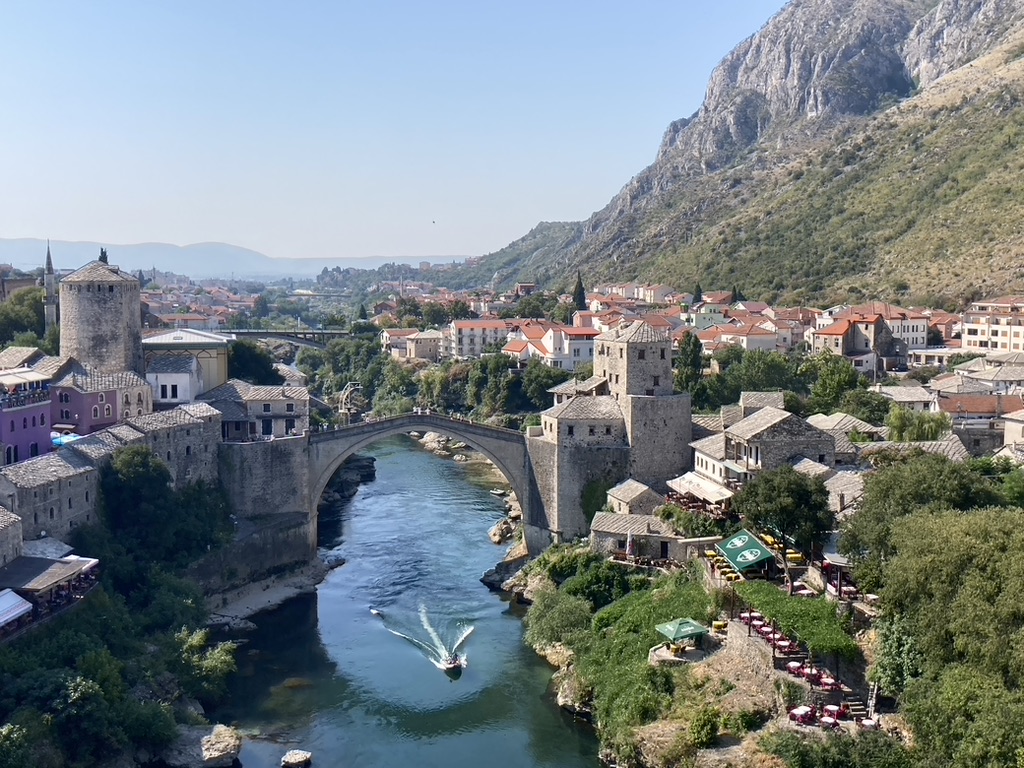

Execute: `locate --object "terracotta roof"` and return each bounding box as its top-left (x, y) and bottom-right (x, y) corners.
top-left (936, 393), bottom-right (1024, 416)
top-left (815, 319), bottom-right (853, 336)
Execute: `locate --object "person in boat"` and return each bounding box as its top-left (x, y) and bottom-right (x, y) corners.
top-left (444, 652), bottom-right (461, 668)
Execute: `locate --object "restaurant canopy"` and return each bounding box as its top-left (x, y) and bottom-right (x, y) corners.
top-left (0, 556), bottom-right (98, 596)
top-left (667, 472), bottom-right (734, 504)
top-left (655, 617), bottom-right (709, 643)
top-left (0, 588), bottom-right (32, 629)
top-left (716, 529), bottom-right (774, 571)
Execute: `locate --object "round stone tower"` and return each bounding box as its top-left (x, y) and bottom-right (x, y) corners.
top-left (59, 250), bottom-right (143, 374)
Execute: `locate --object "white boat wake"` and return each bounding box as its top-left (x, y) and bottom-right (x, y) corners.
top-left (372, 604), bottom-right (473, 670)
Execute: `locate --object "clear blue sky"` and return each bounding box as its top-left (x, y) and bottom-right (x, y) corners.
top-left (0, 1), bottom-right (786, 263)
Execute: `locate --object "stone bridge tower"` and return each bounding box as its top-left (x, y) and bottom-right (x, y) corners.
top-left (59, 250), bottom-right (144, 374)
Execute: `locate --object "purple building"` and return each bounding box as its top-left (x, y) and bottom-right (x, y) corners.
top-left (51, 368), bottom-right (153, 436)
top-left (0, 367), bottom-right (53, 465)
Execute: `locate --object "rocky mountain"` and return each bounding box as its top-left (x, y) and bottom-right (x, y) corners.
top-left (476, 0), bottom-right (1024, 306)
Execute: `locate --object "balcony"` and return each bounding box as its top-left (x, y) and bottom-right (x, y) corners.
top-left (0, 390), bottom-right (50, 411)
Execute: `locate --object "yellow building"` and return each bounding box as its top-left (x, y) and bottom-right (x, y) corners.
top-left (142, 329), bottom-right (234, 395)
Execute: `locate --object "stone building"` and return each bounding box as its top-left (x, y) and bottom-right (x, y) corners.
top-left (147, 356), bottom-right (203, 409)
top-left (199, 379), bottom-right (310, 439)
top-left (59, 255), bottom-right (143, 375)
top-left (526, 321), bottom-right (692, 545)
top-left (0, 507), bottom-right (22, 566)
top-left (0, 451), bottom-right (98, 540)
top-left (606, 479), bottom-right (664, 516)
top-left (142, 329), bottom-right (232, 395)
top-left (406, 329), bottom-right (443, 361)
top-left (589, 512), bottom-right (683, 560)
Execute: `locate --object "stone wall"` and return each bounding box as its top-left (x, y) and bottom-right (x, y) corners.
top-left (758, 419), bottom-right (835, 469)
top-left (218, 436), bottom-right (312, 523)
top-left (130, 412), bottom-right (222, 487)
top-left (538, 414), bottom-right (626, 447)
top-left (0, 464), bottom-right (99, 541)
top-left (553, 444), bottom-right (630, 541)
top-left (625, 393), bottom-right (692, 489)
top-left (0, 508), bottom-right (23, 566)
top-left (186, 511), bottom-right (316, 593)
top-left (955, 426), bottom-right (1003, 457)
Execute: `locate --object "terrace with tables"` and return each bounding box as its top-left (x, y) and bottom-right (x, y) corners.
top-left (0, 554), bottom-right (100, 642)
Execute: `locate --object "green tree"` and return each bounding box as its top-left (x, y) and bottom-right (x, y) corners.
top-left (839, 453), bottom-right (1004, 592)
top-left (673, 332), bottom-right (704, 393)
top-left (521, 358), bottom-right (571, 410)
top-left (802, 351), bottom-right (862, 414)
top-left (357, 303), bottom-right (368, 320)
top-left (523, 588), bottom-right (592, 648)
top-left (252, 294), bottom-right (270, 317)
top-left (173, 628), bottom-right (238, 703)
top-left (449, 299), bottom-right (475, 320)
top-left (572, 270), bottom-right (587, 311)
top-left (693, 282), bottom-right (702, 304)
top-left (884, 406), bottom-right (951, 441)
top-left (838, 388), bottom-right (892, 426)
top-left (227, 339), bottom-right (285, 385)
top-left (732, 466), bottom-right (833, 592)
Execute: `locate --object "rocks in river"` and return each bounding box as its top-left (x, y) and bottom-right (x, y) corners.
top-left (281, 749), bottom-right (313, 767)
top-left (162, 724), bottom-right (241, 768)
top-left (489, 518), bottom-right (514, 544)
top-left (453, 453), bottom-right (468, 462)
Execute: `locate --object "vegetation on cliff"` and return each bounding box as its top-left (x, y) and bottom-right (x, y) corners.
top-left (0, 447), bottom-right (237, 766)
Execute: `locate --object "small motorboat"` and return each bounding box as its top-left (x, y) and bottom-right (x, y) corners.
top-left (489, 488), bottom-right (506, 497)
top-left (441, 652), bottom-right (464, 671)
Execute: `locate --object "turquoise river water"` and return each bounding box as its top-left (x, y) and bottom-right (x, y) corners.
top-left (212, 435), bottom-right (599, 768)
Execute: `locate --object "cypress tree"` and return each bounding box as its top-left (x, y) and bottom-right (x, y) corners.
top-left (693, 282), bottom-right (703, 303)
top-left (572, 270), bottom-right (587, 311)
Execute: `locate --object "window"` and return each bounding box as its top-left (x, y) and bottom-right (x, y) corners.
top-left (286, 403), bottom-right (295, 413)
top-left (186, 445), bottom-right (192, 455)
top-left (166, 452), bottom-right (171, 461)
top-left (22, 418), bottom-right (26, 429)
top-left (646, 389), bottom-right (654, 396)
top-left (124, 393), bottom-right (130, 405)
top-left (286, 418), bottom-right (296, 433)
top-left (171, 384), bottom-right (178, 399)
top-left (137, 409), bottom-right (143, 416)
top-left (605, 426), bottom-right (611, 435)
top-left (567, 426), bottom-right (574, 437)
top-left (68, 498), bottom-right (72, 509)
top-left (31, 416), bottom-right (36, 427)
top-left (86, 491), bottom-right (89, 502)
top-left (619, 348), bottom-right (623, 359)
top-left (104, 404), bottom-right (112, 417)
top-left (653, 376), bottom-right (660, 387)
top-left (638, 349), bottom-right (646, 360)
top-left (92, 406), bottom-right (99, 418)
top-left (137, 392), bottom-right (143, 404)
top-left (262, 419), bottom-right (273, 436)
top-left (660, 348), bottom-right (666, 360)
top-left (49, 507), bottom-right (54, 520)
top-left (98, 393), bottom-right (105, 404)
top-left (588, 426), bottom-right (595, 436)
top-left (161, 384), bottom-right (168, 399)
top-left (29, 443), bottom-right (37, 457)
top-left (263, 403), bottom-right (271, 413)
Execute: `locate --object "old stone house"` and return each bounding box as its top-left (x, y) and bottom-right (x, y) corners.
top-left (199, 379), bottom-right (310, 439)
top-left (606, 479), bottom-right (664, 516)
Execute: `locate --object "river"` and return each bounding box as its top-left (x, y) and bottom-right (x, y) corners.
top-left (213, 435), bottom-right (599, 768)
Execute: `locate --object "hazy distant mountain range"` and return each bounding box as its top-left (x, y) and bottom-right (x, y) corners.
top-left (0, 238), bottom-right (462, 280)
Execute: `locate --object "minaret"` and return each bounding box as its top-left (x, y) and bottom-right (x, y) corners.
top-left (43, 241), bottom-right (57, 335)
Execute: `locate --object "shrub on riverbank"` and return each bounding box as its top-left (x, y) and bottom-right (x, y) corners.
top-left (0, 448), bottom-right (237, 766)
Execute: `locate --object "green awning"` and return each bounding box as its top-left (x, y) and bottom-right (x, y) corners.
top-left (716, 529), bottom-right (774, 571)
top-left (655, 617), bottom-right (709, 643)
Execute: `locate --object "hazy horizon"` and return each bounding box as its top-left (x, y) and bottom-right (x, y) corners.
top-left (1, 1), bottom-right (787, 262)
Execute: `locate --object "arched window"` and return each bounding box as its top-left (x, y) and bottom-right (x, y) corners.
top-left (22, 418), bottom-right (26, 429)
top-left (68, 498), bottom-right (72, 509)
top-left (137, 409), bottom-right (142, 416)
top-left (98, 393), bottom-right (105, 404)
top-left (40, 414), bottom-right (45, 426)
top-left (31, 416), bottom-right (36, 427)
top-left (92, 406), bottom-right (99, 418)
top-left (49, 507), bottom-right (54, 520)
top-left (186, 446), bottom-right (191, 455)
top-left (29, 443), bottom-right (37, 457)
top-left (137, 392), bottom-right (143, 404)
top-left (104, 404), bottom-right (111, 417)
top-left (4, 446), bottom-right (11, 465)
top-left (123, 393), bottom-right (130, 405)
top-left (166, 451), bottom-right (171, 461)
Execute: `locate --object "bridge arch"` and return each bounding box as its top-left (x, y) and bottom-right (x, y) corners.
top-left (307, 414), bottom-right (543, 538)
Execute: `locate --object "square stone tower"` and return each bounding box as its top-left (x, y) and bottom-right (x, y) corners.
top-left (594, 322), bottom-right (691, 487)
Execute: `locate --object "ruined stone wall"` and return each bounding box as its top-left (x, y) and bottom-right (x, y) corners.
top-left (60, 279), bottom-right (143, 374)
top-left (625, 393), bottom-right (692, 489)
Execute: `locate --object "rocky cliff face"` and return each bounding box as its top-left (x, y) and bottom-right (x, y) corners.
top-left (904, 0), bottom-right (1024, 87)
top-left (479, 0), bottom-right (1024, 302)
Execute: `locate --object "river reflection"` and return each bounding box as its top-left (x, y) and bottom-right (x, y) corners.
top-left (213, 436), bottom-right (599, 768)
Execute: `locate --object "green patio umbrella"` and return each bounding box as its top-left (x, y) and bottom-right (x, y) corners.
top-left (655, 617), bottom-right (709, 643)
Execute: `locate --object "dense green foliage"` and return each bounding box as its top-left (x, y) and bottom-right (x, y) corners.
top-left (0, 447), bottom-right (236, 766)
top-left (522, 550), bottom-right (715, 760)
top-left (658, 504), bottom-right (733, 538)
top-left (761, 730), bottom-right (911, 768)
top-left (227, 339), bottom-right (285, 385)
top-left (734, 582), bottom-right (859, 660)
top-left (884, 407), bottom-right (951, 441)
top-left (0, 288), bottom-right (45, 347)
top-left (838, 389), bottom-right (892, 426)
top-left (838, 453), bottom-right (1003, 592)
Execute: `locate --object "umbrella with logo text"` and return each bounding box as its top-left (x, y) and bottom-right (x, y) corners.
top-left (655, 617), bottom-right (710, 644)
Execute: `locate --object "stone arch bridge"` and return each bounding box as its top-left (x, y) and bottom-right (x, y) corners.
top-left (307, 413), bottom-right (549, 548)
